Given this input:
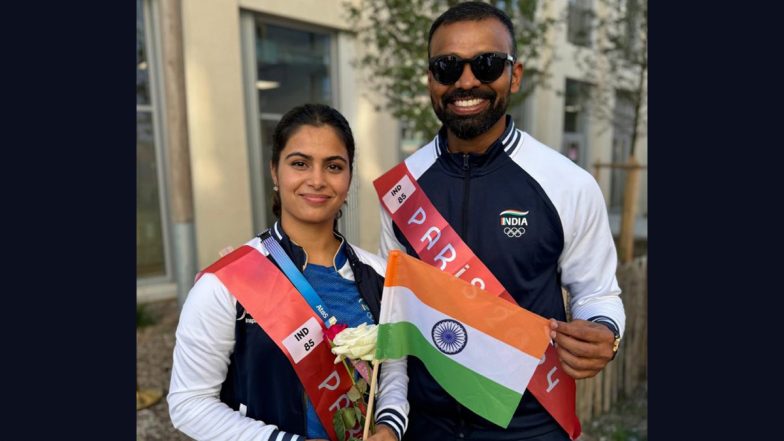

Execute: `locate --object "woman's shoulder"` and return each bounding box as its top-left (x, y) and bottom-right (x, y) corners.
top-left (181, 272), bottom-right (237, 326)
top-left (346, 242), bottom-right (387, 277)
top-left (245, 236), bottom-right (268, 255)
top-left (188, 236), bottom-right (268, 310)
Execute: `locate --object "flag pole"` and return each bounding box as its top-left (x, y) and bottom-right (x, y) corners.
top-left (362, 359), bottom-right (380, 439)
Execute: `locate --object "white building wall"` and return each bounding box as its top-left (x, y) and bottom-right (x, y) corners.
top-left (181, 0), bottom-right (254, 269)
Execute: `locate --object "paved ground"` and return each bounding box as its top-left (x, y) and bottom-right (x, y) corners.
top-left (136, 299), bottom-right (191, 441)
top-left (136, 299), bottom-right (646, 441)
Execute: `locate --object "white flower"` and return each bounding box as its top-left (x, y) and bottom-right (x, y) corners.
top-left (330, 323), bottom-right (378, 363)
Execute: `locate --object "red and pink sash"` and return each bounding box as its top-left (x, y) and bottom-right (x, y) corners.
top-left (197, 246), bottom-right (355, 441)
top-left (374, 162), bottom-right (581, 439)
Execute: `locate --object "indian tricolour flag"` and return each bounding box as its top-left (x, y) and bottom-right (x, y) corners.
top-left (376, 250), bottom-right (551, 428)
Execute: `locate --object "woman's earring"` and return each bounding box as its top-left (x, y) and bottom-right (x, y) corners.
top-left (273, 184), bottom-right (279, 192)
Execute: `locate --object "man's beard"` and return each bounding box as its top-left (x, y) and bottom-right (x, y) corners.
top-left (432, 88), bottom-right (509, 140)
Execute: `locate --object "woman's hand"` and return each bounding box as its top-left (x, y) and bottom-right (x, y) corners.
top-left (364, 423), bottom-right (398, 441)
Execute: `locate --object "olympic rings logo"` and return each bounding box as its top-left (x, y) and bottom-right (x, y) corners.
top-left (503, 227), bottom-right (526, 238)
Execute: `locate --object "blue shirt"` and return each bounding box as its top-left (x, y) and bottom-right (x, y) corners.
top-left (302, 243), bottom-right (374, 438)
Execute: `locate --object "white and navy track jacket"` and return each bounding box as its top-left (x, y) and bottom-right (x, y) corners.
top-left (169, 222), bottom-right (409, 441)
top-left (379, 116), bottom-right (625, 438)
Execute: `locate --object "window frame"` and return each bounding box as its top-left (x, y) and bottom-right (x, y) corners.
top-left (240, 11), bottom-right (340, 235)
top-left (567, 0), bottom-right (594, 48)
top-left (609, 88), bottom-right (636, 211)
top-left (137, 0), bottom-right (174, 284)
top-left (561, 78), bottom-right (593, 170)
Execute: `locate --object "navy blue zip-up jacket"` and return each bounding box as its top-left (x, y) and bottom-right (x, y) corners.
top-left (169, 222), bottom-right (409, 441)
top-left (218, 226), bottom-right (387, 437)
top-left (379, 117), bottom-right (625, 440)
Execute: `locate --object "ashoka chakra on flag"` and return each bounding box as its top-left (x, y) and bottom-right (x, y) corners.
top-left (376, 250), bottom-right (551, 428)
top-left (431, 319), bottom-right (467, 354)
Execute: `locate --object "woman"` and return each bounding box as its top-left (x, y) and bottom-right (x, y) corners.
top-left (168, 104), bottom-right (408, 441)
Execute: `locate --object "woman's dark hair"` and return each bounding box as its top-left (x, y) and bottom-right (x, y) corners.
top-left (270, 103), bottom-right (355, 219)
top-left (427, 1), bottom-right (516, 59)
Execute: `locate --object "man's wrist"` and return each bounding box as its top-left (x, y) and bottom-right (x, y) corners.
top-left (587, 316), bottom-right (621, 360)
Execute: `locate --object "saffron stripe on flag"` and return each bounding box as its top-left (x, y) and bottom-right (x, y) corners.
top-left (381, 285), bottom-right (541, 393)
top-left (383, 251), bottom-right (550, 356)
top-left (377, 321), bottom-right (522, 428)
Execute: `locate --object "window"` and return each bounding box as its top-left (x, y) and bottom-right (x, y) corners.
top-left (623, 0), bottom-right (642, 61)
top-left (241, 14), bottom-right (336, 232)
top-left (567, 0), bottom-right (593, 48)
top-left (137, 0), bottom-right (169, 279)
top-left (561, 79), bottom-right (592, 169)
top-left (610, 90), bottom-right (635, 210)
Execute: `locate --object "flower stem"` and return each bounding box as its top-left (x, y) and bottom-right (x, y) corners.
top-left (341, 358), bottom-right (357, 386)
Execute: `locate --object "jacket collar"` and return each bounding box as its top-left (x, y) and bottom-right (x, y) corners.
top-left (435, 115), bottom-right (517, 171)
top-left (261, 221), bottom-right (376, 319)
top-left (268, 220), bottom-right (349, 271)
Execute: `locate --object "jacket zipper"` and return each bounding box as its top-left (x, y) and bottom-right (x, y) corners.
top-left (462, 154), bottom-right (471, 237)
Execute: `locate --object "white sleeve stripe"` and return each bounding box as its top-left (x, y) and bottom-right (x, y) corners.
top-left (377, 415), bottom-right (403, 433)
top-left (501, 120), bottom-right (516, 143)
top-left (266, 429), bottom-right (298, 441)
top-left (375, 416), bottom-right (403, 440)
top-left (504, 129), bottom-right (522, 154)
top-left (377, 407), bottom-right (406, 425)
top-left (376, 407), bottom-right (407, 435)
top-left (275, 431), bottom-right (294, 441)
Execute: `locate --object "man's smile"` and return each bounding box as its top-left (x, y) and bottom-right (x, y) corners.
top-left (448, 97), bottom-right (490, 115)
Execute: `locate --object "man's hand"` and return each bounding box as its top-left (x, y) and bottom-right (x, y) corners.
top-left (549, 319), bottom-right (615, 379)
top-left (365, 423), bottom-right (399, 441)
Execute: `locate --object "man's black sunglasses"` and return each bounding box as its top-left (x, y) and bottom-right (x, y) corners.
top-left (428, 52), bottom-right (515, 85)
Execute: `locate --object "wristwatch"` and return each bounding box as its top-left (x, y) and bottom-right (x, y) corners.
top-left (588, 316), bottom-right (621, 360)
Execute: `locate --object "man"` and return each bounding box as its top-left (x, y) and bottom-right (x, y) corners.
top-left (376, 2), bottom-right (625, 440)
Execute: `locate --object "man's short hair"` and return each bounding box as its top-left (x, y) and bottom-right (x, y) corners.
top-left (428, 1), bottom-right (517, 58)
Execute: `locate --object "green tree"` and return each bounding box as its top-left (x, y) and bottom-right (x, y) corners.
top-left (344, 0), bottom-right (559, 140)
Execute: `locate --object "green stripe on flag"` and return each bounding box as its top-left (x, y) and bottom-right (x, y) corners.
top-left (376, 322), bottom-right (522, 428)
